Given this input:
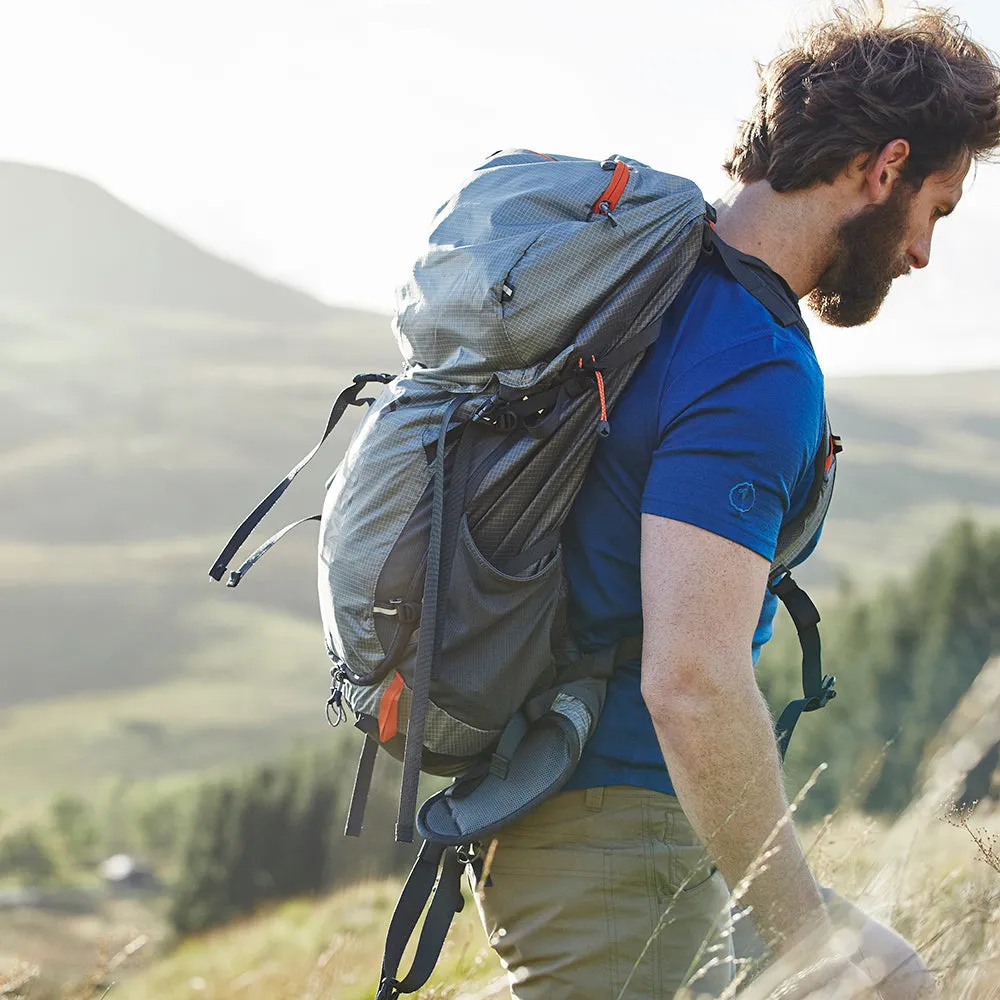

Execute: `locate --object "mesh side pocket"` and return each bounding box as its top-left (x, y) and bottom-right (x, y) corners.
top-left (434, 514), bottom-right (562, 730)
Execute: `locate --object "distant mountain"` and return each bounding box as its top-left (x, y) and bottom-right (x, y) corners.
top-left (0, 161), bottom-right (335, 323)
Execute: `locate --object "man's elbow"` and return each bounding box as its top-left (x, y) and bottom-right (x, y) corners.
top-left (640, 651), bottom-right (758, 737)
top-left (641, 655), bottom-right (727, 731)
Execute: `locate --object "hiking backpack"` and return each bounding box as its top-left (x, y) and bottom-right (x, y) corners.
top-left (209, 149), bottom-right (840, 999)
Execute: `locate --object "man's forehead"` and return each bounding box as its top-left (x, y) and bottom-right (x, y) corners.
top-left (924, 158), bottom-right (969, 208)
top-left (938, 154), bottom-right (971, 193)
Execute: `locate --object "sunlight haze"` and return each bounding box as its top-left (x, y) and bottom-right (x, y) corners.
top-left (2, 0), bottom-right (999, 376)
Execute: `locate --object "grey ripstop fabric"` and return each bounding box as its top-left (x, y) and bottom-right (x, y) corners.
top-left (319, 150), bottom-right (709, 790)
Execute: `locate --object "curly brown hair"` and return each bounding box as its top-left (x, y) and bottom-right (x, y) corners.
top-left (724, 4), bottom-right (1000, 191)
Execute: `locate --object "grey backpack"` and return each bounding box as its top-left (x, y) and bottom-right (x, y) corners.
top-left (210, 149), bottom-right (839, 998)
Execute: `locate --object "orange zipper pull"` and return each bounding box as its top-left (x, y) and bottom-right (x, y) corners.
top-left (592, 355), bottom-right (610, 437)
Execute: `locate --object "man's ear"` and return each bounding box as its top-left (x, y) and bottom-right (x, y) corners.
top-left (863, 138), bottom-right (911, 204)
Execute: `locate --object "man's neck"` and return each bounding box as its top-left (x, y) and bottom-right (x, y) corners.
top-left (711, 181), bottom-right (843, 299)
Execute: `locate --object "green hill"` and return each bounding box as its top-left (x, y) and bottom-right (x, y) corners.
top-left (798, 369), bottom-right (1000, 592)
top-left (0, 161), bottom-right (335, 322)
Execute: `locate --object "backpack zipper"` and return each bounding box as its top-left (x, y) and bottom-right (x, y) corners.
top-left (592, 160), bottom-right (631, 224)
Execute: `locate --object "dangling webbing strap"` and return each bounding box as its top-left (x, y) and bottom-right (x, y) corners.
top-left (345, 729), bottom-right (380, 838)
top-left (225, 515), bottom-right (320, 588)
top-left (208, 372), bottom-right (393, 585)
top-left (770, 571), bottom-right (836, 758)
top-left (395, 394), bottom-right (475, 843)
top-left (375, 841), bottom-right (465, 1000)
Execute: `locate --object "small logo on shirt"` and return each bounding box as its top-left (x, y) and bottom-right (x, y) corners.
top-left (729, 481), bottom-right (756, 513)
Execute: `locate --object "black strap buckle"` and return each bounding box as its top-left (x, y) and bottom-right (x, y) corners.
top-left (472, 396), bottom-right (517, 431)
top-left (349, 372), bottom-right (394, 407)
top-left (375, 977), bottom-right (401, 1000)
top-left (805, 674), bottom-right (837, 713)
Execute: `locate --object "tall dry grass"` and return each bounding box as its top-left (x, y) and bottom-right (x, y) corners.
top-left (7, 658), bottom-right (1000, 999)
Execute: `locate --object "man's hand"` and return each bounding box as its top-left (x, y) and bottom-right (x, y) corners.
top-left (740, 955), bottom-right (880, 999)
top-left (640, 514), bottom-right (829, 952)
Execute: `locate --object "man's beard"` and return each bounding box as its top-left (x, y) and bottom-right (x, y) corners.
top-left (808, 182), bottom-right (914, 328)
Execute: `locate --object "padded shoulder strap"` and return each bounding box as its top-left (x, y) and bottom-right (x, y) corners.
top-left (707, 227), bottom-right (841, 755)
top-left (707, 229), bottom-right (806, 334)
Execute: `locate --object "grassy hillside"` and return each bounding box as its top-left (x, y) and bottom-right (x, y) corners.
top-left (0, 162), bottom-right (397, 805)
top-left (112, 880), bottom-right (501, 1000)
top-left (97, 809), bottom-right (1000, 1000)
top-left (801, 370), bottom-right (1000, 592)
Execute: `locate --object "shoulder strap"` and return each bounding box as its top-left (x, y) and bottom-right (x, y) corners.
top-left (707, 228), bottom-right (806, 334)
top-left (707, 226), bottom-right (840, 756)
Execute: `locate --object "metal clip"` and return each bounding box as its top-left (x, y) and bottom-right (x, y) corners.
top-left (326, 668), bottom-right (348, 727)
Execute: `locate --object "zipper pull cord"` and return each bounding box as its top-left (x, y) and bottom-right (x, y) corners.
top-left (579, 357), bottom-right (611, 437)
top-left (596, 200), bottom-right (619, 226)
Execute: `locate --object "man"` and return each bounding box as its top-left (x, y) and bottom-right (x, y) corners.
top-left (475, 7), bottom-right (1000, 999)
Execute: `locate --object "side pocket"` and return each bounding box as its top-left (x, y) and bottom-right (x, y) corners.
top-left (660, 841), bottom-right (719, 900)
top-left (651, 839), bottom-right (734, 996)
top-left (437, 515), bottom-right (563, 728)
top-left (477, 844), bottom-right (616, 999)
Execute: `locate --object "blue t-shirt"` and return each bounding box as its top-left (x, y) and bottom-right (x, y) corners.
top-left (563, 248), bottom-right (825, 796)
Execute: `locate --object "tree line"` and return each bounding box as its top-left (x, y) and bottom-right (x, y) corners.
top-left (757, 518), bottom-right (1000, 817)
top-left (0, 747), bottom-right (418, 936)
top-left (2, 517), bottom-right (998, 934)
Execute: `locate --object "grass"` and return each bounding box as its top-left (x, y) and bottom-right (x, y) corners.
top-left (7, 678), bottom-right (1000, 1000)
top-left (0, 599), bottom-right (349, 807)
top-left (108, 880), bottom-right (501, 1000)
top-left (16, 803), bottom-right (991, 1000)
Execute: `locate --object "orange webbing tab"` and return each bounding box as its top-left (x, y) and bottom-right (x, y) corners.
top-left (825, 433), bottom-right (841, 472)
top-left (379, 672), bottom-right (406, 742)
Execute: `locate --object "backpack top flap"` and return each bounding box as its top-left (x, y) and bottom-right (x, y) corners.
top-left (393, 150), bottom-right (706, 387)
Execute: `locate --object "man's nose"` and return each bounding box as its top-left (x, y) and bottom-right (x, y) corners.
top-left (907, 237), bottom-right (931, 269)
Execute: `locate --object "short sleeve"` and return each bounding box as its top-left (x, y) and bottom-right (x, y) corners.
top-left (641, 333), bottom-right (824, 562)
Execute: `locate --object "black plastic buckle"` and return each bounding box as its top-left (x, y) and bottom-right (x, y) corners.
top-left (768, 567), bottom-right (792, 596)
top-left (349, 373), bottom-right (393, 408)
top-left (472, 397), bottom-right (517, 432)
top-left (805, 675), bottom-right (837, 712)
top-left (375, 977), bottom-right (400, 1000)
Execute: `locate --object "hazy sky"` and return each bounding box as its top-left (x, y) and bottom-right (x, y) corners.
top-left (2, 0), bottom-right (999, 376)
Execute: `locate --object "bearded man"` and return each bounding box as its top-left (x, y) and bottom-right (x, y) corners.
top-left (475, 7), bottom-right (1000, 999)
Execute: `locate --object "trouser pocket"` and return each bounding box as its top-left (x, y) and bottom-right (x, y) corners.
top-left (474, 790), bottom-right (735, 1000)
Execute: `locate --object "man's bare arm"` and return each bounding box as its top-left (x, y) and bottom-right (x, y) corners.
top-left (639, 513), bottom-right (828, 952)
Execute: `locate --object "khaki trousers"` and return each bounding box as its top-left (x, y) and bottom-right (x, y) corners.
top-left (474, 785), bottom-right (733, 1000)
top-left (474, 786), bottom-right (935, 1000)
